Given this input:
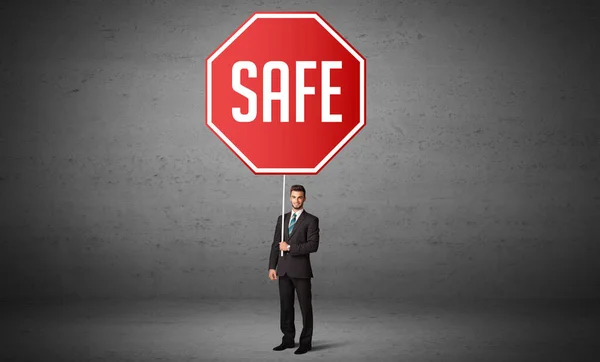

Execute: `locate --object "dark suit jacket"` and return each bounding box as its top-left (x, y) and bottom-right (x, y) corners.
top-left (268, 210), bottom-right (320, 278)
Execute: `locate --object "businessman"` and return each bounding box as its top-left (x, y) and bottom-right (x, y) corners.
top-left (268, 184), bottom-right (320, 355)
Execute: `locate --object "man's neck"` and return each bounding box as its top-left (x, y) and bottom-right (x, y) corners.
top-left (292, 208), bottom-right (303, 213)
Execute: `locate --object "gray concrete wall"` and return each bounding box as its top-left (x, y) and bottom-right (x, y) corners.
top-left (2, 0), bottom-right (599, 301)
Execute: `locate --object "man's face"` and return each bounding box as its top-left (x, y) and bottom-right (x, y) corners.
top-left (290, 191), bottom-right (305, 210)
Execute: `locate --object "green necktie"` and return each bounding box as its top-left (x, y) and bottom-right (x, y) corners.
top-left (288, 213), bottom-right (296, 235)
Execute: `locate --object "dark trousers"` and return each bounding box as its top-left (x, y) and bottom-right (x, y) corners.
top-left (278, 273), bottom-right (313, 347)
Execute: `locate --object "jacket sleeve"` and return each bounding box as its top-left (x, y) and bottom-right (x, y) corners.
top-left (268, 215), bottom-right (282, 270)
top-left (290, 216), bottom-right (319, 256)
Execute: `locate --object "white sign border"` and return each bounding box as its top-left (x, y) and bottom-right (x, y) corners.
top-left (206, 12), bottom-right (366, 175)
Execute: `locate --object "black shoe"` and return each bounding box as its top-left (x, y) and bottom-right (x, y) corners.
top-left (273, 342), bottom-right (295, 351)
top-left (294, 345), bottom-right (311, 354)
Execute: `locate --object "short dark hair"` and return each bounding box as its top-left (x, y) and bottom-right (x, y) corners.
top-left (290, 185), bottom-right (306, 197)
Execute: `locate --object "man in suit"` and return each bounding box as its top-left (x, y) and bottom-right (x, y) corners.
top-left (268, 184), bottom-right (320, 355)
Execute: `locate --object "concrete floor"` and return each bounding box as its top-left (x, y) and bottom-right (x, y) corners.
top-left (2, 298), bottom-right (599, 361)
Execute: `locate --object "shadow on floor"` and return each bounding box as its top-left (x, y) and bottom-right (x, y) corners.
top-left (311, 340), bottom-right (351, 351)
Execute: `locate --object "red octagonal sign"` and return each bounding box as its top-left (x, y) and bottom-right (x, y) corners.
top-left (206, 12), bottom-right (366, 175)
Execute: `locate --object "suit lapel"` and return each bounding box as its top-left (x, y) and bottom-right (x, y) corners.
top-left (284, 212), bottom-right (290, 240)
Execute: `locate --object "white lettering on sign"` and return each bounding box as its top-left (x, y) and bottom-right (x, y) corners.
top-left (232, 61), bottom-right (257, 123)
top-left (321, 61), bottom-right (342, 123)
top-left (263, 61), bottom-right (289, 123)
top-left (295, 61), bottom-right (316, 123)
top-left (231, 60), bottom-right (342, 123)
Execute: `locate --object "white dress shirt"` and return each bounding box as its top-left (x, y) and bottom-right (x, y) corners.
top-left (289, 209), bottom-right (303, 227)
top-left (287, 209), bottom-right (303, 251)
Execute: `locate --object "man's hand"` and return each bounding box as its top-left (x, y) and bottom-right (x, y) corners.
top-left (279, 241), bottom-right (289, 251)
top-left (268, 269), bottom-right (277, 280)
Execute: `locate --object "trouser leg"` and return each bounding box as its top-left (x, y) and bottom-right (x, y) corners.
top-left (293, 277), bottom-right (313, 347)
top-left (278, 274), bottom-right (295, 344)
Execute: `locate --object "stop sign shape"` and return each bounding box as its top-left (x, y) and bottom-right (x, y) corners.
top-left (206, 12), bottom-right (366, 175)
